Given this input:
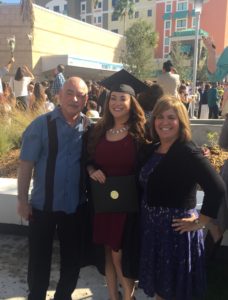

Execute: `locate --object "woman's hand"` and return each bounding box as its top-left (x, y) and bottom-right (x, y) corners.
top-left (172, 213), bottom-right (201, 233)
top-left (201, 146), bottom-right (211, 157)
top-left (89, 169), bottom-right (106, 184)
top-left (202, 36), bottom-right (216, 52)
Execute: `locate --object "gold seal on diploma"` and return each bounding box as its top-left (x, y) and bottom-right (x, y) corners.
top-left (110, 190), bottom-right (119, 200)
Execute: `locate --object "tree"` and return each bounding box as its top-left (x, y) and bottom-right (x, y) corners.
top-left (112, 0), bottom-right (135, 33)
top-left (170, 42), bottom-right (208, 82)
top-left (121, 20), bottom-right (158, 79)
top-left (169, 42), bottom-right (192, 81)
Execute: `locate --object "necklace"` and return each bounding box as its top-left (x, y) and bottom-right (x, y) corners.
top-left (108, 126), bottom-right (129, 135)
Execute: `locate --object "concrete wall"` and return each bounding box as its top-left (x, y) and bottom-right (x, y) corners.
top-left (191, 124), bottom-right (222, 146)
top-left (0, 5), bottom-right (33, 78)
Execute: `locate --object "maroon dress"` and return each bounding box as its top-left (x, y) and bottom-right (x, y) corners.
top-left (93, 134), bottom-right (136, 251)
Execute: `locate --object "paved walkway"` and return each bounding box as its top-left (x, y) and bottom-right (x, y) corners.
top-left (0, 234), bottom-right (150, 300)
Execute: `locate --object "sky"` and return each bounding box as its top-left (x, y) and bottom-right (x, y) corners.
top-left (2, 0), bottom-right (20, 3)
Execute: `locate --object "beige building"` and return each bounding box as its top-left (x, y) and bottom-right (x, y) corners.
top-left (35, 0), bottom-right (156, 35)
top-left (0, 3), bottom-right (124, 81)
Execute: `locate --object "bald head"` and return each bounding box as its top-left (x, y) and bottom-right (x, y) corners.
top-left (59, 76), bottom-right (88, 122)
top-left (63, 77), bottom-right (88, 94)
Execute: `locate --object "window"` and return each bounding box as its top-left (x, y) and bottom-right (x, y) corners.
top-left (53, 5), bottom-right (59, 12)
top-left (112, 29), bottom-right (118, 33)
top-left (63, 4), bottom-right (67, 13)
top-left (135, 11), bottom-right (139, 18)
top-left (164, 37), bottom-right (170, 46)
top-left (177, 1), bottom-right (188, 11)
top-left (192, 17), bottom-right (196, 28)
top-left (81, 2), bottom-right (86, 12)
top-left (81, 18), bottom-right (86, 22)
top-left (112, 13), bottom-right (118, 21)
top-left (95, 1), bottom-right (102, 9)
top-left (176, 19), bottom-right (187, 31)
top-left (147, 9), bottom-right (152, 17)
top-left (165, 20), bottom-right (171, 29)
top-left (94, 15), bottom-right (102, 24)
top-left (165, 3), bottom-right (172, 13)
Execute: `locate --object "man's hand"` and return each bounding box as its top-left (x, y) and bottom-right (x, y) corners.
top-left (17, 201), bottom-right (32, 221)
top-left (11, 57), bottom-right (15, 63)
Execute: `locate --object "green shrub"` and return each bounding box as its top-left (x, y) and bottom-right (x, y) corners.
top-left (0, 110), bottom-right (38, 157)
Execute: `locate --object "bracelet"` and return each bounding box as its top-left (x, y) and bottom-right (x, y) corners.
top-left (193, 218), bottom-right (206, 229)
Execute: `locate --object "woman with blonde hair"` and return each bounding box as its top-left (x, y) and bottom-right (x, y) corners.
top-left (138, 96), bottom-right (225, 300)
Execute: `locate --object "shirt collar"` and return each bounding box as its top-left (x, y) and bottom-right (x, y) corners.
top-left (50, 106), bottom-right (85, 125)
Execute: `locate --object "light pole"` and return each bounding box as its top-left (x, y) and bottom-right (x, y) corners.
top-left (191, 0), bottom-right (208, 94)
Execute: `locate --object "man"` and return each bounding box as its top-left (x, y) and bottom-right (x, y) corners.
top-left (156, 60), bottom-right (180, 97)
top-left (208, 82), bottom-right (220, 119)
top-left (17, 77), bottom-right (90, 300)
top-left (0, 57), bottom-right (15, 94)
top-left (51, 64), bottom-right (65, 100)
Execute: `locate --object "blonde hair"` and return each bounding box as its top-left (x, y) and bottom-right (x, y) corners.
top-left (151, 95), bottom-right (192, 143)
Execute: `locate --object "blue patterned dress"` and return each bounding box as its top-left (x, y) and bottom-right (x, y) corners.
top-left (139, 153), bottom-right (206, 300)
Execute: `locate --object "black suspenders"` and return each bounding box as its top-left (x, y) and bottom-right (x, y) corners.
top-left (43, 115), bottom-right (58, 212)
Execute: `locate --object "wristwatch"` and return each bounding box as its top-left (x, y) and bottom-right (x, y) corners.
top-left (194, 218), bottom-right (206, 229)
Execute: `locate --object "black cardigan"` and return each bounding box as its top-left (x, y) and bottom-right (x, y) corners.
top-left (139, 139), bottom-right (226, 218)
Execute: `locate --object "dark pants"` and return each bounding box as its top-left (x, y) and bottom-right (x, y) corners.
top-left (16, 96), bottom-right (27, 111)
top-left (28, 209), bottom-right (82, 300)
top-left (209, 105), bottom-right (219, 119)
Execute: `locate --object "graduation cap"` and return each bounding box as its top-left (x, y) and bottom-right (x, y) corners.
top-left (100, 69), bottom-right (148, 97)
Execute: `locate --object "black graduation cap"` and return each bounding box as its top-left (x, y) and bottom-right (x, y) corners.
top-left (100, 69), bottom-right (148, 97)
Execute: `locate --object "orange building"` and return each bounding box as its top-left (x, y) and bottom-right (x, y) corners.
top-left (155, 0), bottom-right (228, 59)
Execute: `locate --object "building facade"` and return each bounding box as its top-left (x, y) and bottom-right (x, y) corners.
top-left (155, 0), bottom-right (228, 59)
top-left (64, 0), bottom-right (156, 34)
top-left (0, 4), bottom-right (124, 81)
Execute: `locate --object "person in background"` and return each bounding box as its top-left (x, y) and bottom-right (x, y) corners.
top-left (27, 82), bottom-right (35, 106)
top-left (44, 80), bottom-right (54, 102)
top-left (87, 69), bottom-right (148, 300)
top-left (28, 82), bottom-right (47, 113)
top-left (97, 84), bottom-right (109, 116)
top-left (17, 77), bottom-right (90, 300)
top-left (203, 36), bottom-right (228, 82)
top-left (138, 83), bottom-right (164, 141)
top-left (198, 83), bottom-right (210, 119)
top-left (221, 82), bottom-right (228, 117)
top-left (178, 84), bottom-right (189, 110)
top-left (2, 81), bottom-right (16, 109)
top-left (157, 60), bottom-right (180, 97)
top-left (138, 96), bottom-right (226, 300)
top-left (86, 100), bottom-right (100, 118)
top-left (51, 64), bottom-right (65, 102)
top-left (0, 57), bottom-right (15, 95)
top-left (10, 65), bottom-right (34, 110)
top-left (208, 82), bottom-right (220, 119)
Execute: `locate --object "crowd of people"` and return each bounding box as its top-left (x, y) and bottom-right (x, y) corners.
top-left (0, 35), bottom-right (227, 300)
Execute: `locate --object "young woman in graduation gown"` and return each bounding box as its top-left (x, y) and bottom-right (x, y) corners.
top-left (86, 73), bottom-right (148, 300)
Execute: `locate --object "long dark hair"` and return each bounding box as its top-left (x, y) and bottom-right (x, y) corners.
top-left (31, 82), bottom-right (46, 111)
top-left (87, 92), bottom-right (147, 156)
top-left (14, 67), bottom-right (24, 81)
